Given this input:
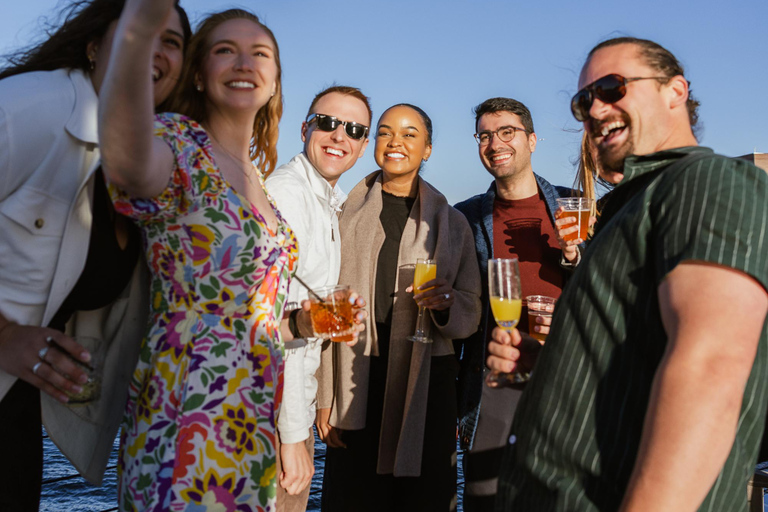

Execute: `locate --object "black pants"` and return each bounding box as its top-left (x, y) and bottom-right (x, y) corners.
top-left (0, 379), bottom-right (43, 511)
top-left (322, 325), bottom-right (458, 512)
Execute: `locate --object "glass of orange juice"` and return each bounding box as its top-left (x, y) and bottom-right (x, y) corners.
top-left (408, 258), bottom-right (436, 343)
top-left (486, 258), bottom-right (528, 386)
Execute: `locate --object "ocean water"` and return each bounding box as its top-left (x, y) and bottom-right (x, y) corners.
top-left (40, 434), bottom-right (768, 511)
top-left (40, 433), bottom-right (466, 511)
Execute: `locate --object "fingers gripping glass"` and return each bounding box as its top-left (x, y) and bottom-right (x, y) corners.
top-left (474, 126), bottom-right (528, 146)
top-left (570, 74), bottom-right (669, 121)
top-left (306, 113), bottom-right (369, 140)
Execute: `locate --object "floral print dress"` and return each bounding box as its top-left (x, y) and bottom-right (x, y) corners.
top-left (110, 113), bottom-right (297, 512)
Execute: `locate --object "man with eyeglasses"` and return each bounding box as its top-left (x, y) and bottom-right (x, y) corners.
top-left (453, 97), bottom-right (576, 510)
top-left (266, 85), bottom-right (371, 511)
top-left (488, 37), bottom-right (768, 512)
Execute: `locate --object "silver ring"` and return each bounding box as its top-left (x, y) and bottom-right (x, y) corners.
top-left (32, 362), bottom-right (43, 375)
top-left (444, 293), bottom-right (450, 301)
top-left (38, 346), bottom-right (49, 361)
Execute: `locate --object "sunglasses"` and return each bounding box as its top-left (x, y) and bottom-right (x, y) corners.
top-left (570, 73), bottom-right (668, 122)
top-left (306, 113), bottom-right (369, 140)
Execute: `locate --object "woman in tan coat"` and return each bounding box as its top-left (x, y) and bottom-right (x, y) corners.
top-left (317, 104), bottom-right (482, 511)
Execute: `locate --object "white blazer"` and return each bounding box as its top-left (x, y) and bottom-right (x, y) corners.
top-left (266, 152), bottom-right (346, 443)
top-left (0, 68), bottom-right (148, 484)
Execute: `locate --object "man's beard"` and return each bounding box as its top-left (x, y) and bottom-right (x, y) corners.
top-left (594, 120), bottom-right (633, 175)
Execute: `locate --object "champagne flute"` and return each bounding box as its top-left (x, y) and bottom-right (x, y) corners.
top-left (486, 258), bottom-right (529, 386)
top-left (408, 258), bottom-right (437, 343)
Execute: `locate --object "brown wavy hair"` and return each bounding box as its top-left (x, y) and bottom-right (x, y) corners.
top-left (0, 0), bottom-right (190, 81)
top-left (168, 9), bottom-right (283, 176)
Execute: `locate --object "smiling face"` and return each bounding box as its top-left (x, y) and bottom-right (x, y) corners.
top-left (302, 92), bottom-right (370, 186)
top-left (198, 18), bottom-right (278, 117)
top-left (476, 111), bottom-right (536, 181)
top-left (88, 11), bottom-right (184, 107)
top-left (374, 105), bottom-right (432, 181)
top-left (579, 43), bottom-right (675, 182)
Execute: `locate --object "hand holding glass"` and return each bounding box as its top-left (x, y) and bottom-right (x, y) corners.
top-left (526, 295), bottom-right (556, 343)
top-left (486, 258), bottom-right (529, 386)
top-left (308, 285), bottom-right (356, 342)
top-left (409, 258), bottom-right (436, 343)
top-left (555, 197), bottom-right (595, 242)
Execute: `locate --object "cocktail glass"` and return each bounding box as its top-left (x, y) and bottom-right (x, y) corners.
top-left (309, 285), bottom-right (355, 342)
top-left (486, 258), bottom-right (527, 386)
top-left (408, 258), bottom-right (436, 343)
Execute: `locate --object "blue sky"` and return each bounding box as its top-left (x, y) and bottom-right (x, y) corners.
top-left (3, 0), bottom-right (766, 204)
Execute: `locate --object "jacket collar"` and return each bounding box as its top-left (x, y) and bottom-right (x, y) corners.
top-left (295, 152), bottom-right (347, 212)
top-left (620, 146), bottom-right (710, 185)
top-left (64, 69), bottom-right (99, 145)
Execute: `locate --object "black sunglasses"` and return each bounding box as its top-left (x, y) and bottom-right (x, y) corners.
top-left (570, 73), bottom-right (669, 122)
top-left (306, 113), bottom-right (369, 140)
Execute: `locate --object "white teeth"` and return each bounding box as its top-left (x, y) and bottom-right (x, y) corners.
top-left (152, 68), bottom-right (161, 81)
top-left (601, 121), bottom-right (626, 137)
top-left (227, 81), bottom-right (255, 89)
top-left (491, 154), bottom-right (511, 162)
top-left (325, 148), bottom-right (344, 157)
top-left (386, 152), bottom-right (405, 159)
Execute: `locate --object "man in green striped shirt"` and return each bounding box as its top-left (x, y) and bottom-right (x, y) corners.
top-left (488, 37), bottom-right (768, 512)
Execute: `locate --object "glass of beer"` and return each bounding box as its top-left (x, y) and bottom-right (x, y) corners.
top-left (309, 285), bottom-right (355, 342)
top-left (555, 197), bottom-right (594, 242)
top-left (486, 258), bottom-right (527, 386)
top-left (408, 258), bottom-right (437, 343)
top-left (526, 295), bottom-right (556, 343)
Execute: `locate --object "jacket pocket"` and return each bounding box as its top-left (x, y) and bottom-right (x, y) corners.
top-left (0, 186), bottom-right (70, 301)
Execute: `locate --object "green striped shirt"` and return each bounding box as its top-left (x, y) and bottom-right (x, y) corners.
top-left (497, 147), bottom-right (768, 512)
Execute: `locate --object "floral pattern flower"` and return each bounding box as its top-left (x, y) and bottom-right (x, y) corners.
top-left (111, 114), bottom-right (296, 511)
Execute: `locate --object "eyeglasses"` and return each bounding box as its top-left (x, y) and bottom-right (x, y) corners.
top-left (474, 126), bottom-right (528, 146)
top-left (306, 113), bottom-right (369, 140)
top-left (570, 73), bottom-right (669, 122)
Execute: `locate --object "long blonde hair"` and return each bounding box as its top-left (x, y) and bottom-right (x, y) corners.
top-left (168, 9), bottom-right (282, 175)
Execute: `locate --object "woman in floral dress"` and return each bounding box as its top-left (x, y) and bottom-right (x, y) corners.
top-left (99, 1), bottom-right (296, 510)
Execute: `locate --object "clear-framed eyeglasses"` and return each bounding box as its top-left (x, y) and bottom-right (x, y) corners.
top-left (474, 126), bottom-right (528, 146)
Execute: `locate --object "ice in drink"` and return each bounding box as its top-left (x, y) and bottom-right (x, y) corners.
top-left (309, 285), bottom-right (355, 342)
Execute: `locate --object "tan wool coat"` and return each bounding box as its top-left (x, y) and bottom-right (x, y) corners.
top-left (317, 171), bottom-right (481, 477)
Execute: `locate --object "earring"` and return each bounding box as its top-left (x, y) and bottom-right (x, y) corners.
top-left (87, 55), bottom-right (95, 71)
top-left (196, 84), bottom-right (203, 92)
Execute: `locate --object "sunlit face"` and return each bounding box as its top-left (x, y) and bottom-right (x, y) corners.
top-left (579, 43), bottom-right (673, 183)
top-left (476, 111), bottom-right (536, 181)
top-left (198, 18), bottom-right (278, 116)
top-left (88, 11), bottom-right (184, 107)
top-left (302, 92), bottom-right (370, 187)
top-left (374, 106), bottom-right (432, 181)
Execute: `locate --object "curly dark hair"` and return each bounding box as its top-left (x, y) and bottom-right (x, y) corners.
top-left (0, 0), bottom-right (191, 81)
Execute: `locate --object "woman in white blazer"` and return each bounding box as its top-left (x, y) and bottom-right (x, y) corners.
top-left (0, 1), bottom-right (189, 508)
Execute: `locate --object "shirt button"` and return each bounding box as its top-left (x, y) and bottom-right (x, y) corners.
top-left (34, 218), bottom-right (44, 229)
top-left (462, 436), bottom-right (470, 446)
top-left (508, 434), bottom-right (517, 445)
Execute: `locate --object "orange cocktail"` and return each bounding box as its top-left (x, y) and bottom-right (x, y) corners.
top-left (309, 285), bottom-right (355, 342)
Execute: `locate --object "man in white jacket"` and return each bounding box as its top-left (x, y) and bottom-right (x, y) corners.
top-left (266, 85), bottom-right (371, 511)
